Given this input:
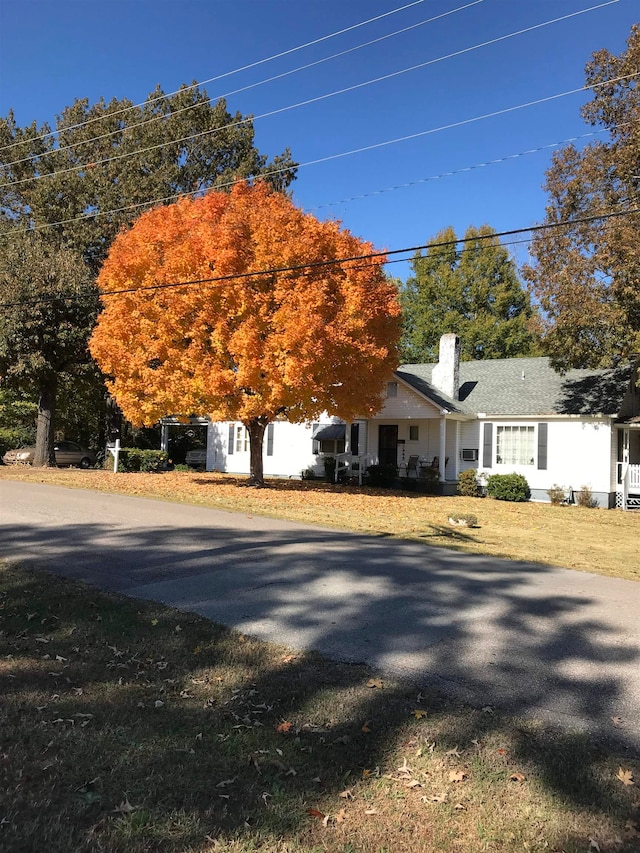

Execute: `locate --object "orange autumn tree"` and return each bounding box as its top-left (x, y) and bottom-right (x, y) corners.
top-left (90, 182), bottom-right (401, 484)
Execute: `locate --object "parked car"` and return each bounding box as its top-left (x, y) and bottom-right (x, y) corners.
top-left (2, 441), bottom-right (97, 468)
top-left (185, 448), bottom-right (207, 469)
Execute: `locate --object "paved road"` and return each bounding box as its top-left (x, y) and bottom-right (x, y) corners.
top-left (1, 479), bottom-right (639, 748)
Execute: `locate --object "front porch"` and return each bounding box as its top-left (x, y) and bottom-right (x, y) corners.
top-left (616, 462), bottom-right (640, 510)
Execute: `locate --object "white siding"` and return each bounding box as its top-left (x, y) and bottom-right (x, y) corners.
top-left (371, 381), bottom-right (442, 420)
top-left (472, 417), bottom-right (613, 494)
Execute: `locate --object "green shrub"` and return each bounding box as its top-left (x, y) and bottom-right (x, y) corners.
top-left (486, 472), bottom-right (530, 502)
top-left (323, 457), bottom-right (336, 482)
top-left (365, 463), bottom-right (398, 488)
top-left (117, 448), bottom-right (168, 473)
top-left (457, 468), bottom-right (480, 497)
top-left (576, 485), bottom-right (598, 508)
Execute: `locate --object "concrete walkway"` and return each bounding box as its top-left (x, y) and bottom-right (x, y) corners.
top-left (1, 479), bottom-right (639, 748)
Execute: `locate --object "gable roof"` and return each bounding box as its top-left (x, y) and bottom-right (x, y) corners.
top-left (397, 357), bottom-right (636, 417)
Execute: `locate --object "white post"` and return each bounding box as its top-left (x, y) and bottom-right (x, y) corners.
top-left (439, 417), bottom-right (446, 482)
top-left (113, 438), bottom-right (120, 473)
top-left (453, 421), bottom-right (460, 482)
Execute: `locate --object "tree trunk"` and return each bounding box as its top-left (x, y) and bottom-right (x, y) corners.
top-left (33, 373), bottom-right (58, 467)
top-left (247, 418), bottom-right (268, 486)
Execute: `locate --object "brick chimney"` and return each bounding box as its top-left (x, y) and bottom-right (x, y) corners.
top-left (431, 334), bottom-right (460, 400)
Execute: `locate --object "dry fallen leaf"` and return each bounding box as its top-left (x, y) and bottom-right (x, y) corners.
top-left (367, 678), bottom-right (383, 689)
top-left (276, 721), bottom-right (293, 733)
top-left (509, 772), bottom-right (526, 783)
top-left (112, 796), bottom-right (137, 814)
top-left (617, 768), bottom-right (634, 787)
top-left (364, 808), bottom-right (379, 815)
top-left (448, 770), bottom-right (468, 783)
top-left (611, 716), bottom-right (623, 727)
top-left (412, 710), bottom-right (427, 719)
top-left (306, 808), bottom-right (325, 819)
top-left (445, 747), bottom-right (461, 757)
top-left (454, 802), bottom-right (466, 811)
top-left (335, 807), bottom-right (348, 823)
top-left (151, 619), bottom-right (158, 626)
top-left (361, 721), bottom-right (372, 733)
top-left (422, 792), bottom-right (447, 804)
top-left (339, 789), bottom-right (354, 800)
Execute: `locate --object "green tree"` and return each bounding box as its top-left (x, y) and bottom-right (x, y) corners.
top-left (0, 230), bottom-right (98, 466)
top-left (523, 24), bottom-right (640, 370)
top-left (0, 87), bottom-right (298, 462)
top-left (401, 225), bottom-right (539, 363)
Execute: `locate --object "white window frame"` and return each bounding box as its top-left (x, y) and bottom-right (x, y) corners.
top-left (235, 425), bottom-right (249, 453)
top-left (408, 425), bottom-right (419, 442)
top-left (495, 424), bottom-right (536, 467)
top-left (386, 381), bottom-right (398, 398)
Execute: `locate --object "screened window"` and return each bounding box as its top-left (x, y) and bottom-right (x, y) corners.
top-left (408, 425), bottom-right (419, 441)
top-left (386, 381), bottom-right (398, 398)
top-left (319, 439), bottom-right (345, 454)
top-left (496, 426), bottom-right (535, 466)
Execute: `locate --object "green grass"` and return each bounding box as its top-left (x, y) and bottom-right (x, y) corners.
top-left (1, 563), bottom-right (639, 852)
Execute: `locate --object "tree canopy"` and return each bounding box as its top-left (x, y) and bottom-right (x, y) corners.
top-left (89, 182), bottom-right (401, 484)
top-left (401, 225), bottom-right (539, 363)
top-left (0, 86), bottom-right (297, 462)
top-left (0, 230), bottom-right (98, 465)
top-left (524, 24), bottom-right (640, 370)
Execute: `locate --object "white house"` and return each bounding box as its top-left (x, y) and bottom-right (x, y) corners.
top-left (160, 334), bottom-right (640, 509)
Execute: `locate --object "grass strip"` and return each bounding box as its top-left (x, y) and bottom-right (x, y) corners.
top-left (1, 562), bottom-right (638, 852)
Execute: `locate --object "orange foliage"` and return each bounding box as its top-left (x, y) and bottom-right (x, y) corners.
top-left (90, 182), bottom-right (400, 428)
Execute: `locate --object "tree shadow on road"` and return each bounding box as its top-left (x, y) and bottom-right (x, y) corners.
top-left (1, 518), bottom-right (639, 850)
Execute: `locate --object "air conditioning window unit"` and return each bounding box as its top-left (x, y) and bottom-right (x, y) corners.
top-left (461, 448), bottom-right (478, 461)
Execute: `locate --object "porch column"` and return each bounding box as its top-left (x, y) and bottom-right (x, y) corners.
top-left (439, 416), bottom-right (446, 482)
top-left (453, 421), bottom-right (460, 482)
top-left (160, 423), bottom-right (169, 453)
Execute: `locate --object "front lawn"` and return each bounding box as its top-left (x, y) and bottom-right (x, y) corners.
top-left (1, 563), bottom-right (638, 853)
top-left (0, 467), bottom-right (638, 581)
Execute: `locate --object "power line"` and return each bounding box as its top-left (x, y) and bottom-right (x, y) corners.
top-left (0, 2), bottom-right (621, 190)
top-left (2, 207), bottom-right (636, 310)
top-left (4, 2), bottom-right (482, 168)
top-left (0, 120), bottom-right (629, 242)
top-left (0, 0), bottom-right (431, 154)
top-left (308, 124), bottom-right (630, 210)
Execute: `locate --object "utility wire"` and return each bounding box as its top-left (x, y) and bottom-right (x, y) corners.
top-left (95, 207), bottom-right (640, 297)
top-left (2, 207), bottom-right (636, 310)
top-left (0, 0), bottom-right (432, 152)
top-left (0, 2), bottom-right (621, 190)
top-left (0, 121), bottom-right (628, 240)
top-left (4, 2), bottom-right (481, 167)
top-left (308, 123), bottom-right (631, 210)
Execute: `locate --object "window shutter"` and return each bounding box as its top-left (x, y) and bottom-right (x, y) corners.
top-left (482, 423), bottom-right (492, 468)
top-left (227, 423), bottom-right (234, 455)
top-left (266, 423), bottom-right (274, 456)
top-left (537, 423), bottom-right (548, 470)
top-left (311, 423), bottom-right (319, 454)
top-left (350, 423), bottom-right (360, 456)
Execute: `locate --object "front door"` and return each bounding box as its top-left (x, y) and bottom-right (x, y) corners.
top-left (378, 425), bottom-right (398, 468)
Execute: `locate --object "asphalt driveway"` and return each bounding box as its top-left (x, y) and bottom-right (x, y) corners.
top-left (1, 479), bottom-right (638, 748)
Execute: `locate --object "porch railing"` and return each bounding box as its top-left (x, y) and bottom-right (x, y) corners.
top-left (333, 452), bottom-right (378, 484)
top-left (617, 462), bottom-right (640, 510)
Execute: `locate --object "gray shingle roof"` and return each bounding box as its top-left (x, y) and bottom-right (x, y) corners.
top-left (397, 357), bottom-right (635, 417)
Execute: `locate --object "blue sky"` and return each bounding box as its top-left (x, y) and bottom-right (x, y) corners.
top-left (0, 0), bottom-right (636, 280)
